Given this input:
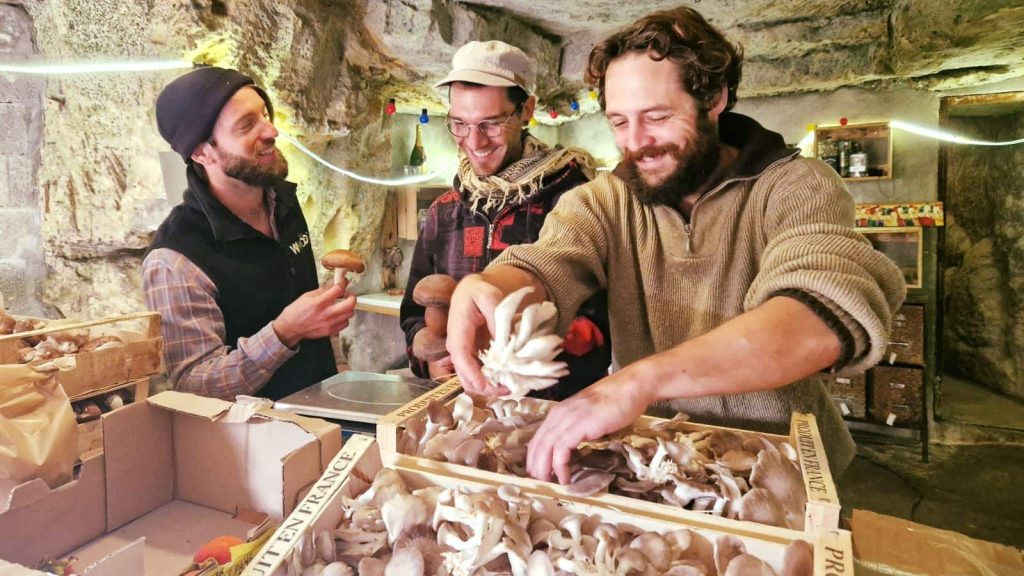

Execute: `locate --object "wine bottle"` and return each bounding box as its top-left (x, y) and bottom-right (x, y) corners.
top-left (409, 112), bottom-right (427, 172)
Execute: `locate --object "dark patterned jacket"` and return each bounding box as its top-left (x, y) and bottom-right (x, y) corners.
top-left (399, 160), bottom-right (611, 400)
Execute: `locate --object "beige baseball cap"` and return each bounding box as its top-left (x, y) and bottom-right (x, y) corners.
top-left (435, 40), bottom-right (536, 94)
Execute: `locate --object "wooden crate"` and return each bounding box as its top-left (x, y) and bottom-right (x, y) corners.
top-left (883, 304), bottom-right (925, 367)
top-left (0, 311), bottom-right (162, 401)
top-left (825, 372), bottom-right (867, 419)
top-left (870, 366), bottom-right (924, 426)
top-left (376, 379), bottom-right (842, 534)
top-left (246, 435), bottom-right (854, 576)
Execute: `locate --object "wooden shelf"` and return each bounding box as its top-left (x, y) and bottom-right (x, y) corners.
top-left (814, 121), bottom-right (892, 179)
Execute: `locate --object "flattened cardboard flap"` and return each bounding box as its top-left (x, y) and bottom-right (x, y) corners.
top-left (147, 390), bottom-right (233, 420)
top-left (852, 509), bottom-right (1024, 576)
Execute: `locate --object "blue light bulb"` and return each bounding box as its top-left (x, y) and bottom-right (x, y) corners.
top-left (419, 108), bottom-right (429, 124)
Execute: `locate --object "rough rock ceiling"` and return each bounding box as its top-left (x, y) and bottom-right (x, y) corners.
top-left (367, 0), bottom-right (1024, 109)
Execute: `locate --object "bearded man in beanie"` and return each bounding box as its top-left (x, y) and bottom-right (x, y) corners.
top-left (399, 41), bottom-right (611, 399)
top-left (144, 66), bottom-right (354, 401)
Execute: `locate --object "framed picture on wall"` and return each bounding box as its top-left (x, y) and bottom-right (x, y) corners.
top-left (857, 226), bottom-right (923, 289)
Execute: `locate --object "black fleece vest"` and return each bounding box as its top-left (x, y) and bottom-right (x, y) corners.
top-left (148, 168), bottom-right (336, 400)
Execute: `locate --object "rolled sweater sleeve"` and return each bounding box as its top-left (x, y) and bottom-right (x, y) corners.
top-left (142, 248), bottom-right (297, 399)
top-left (744, 160), bottom-right (907, 373)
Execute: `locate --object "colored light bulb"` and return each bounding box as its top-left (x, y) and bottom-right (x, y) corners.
top-left (840, 117), bottom-right (848, 126)
top-left (549, 109), bottom-right (558, 119)
top-left (385, 98), bottom-right (396, 115)
top-left (570, 100), bottom-right (579, 112)
top-left (419, 108), bottom-right (429, 124)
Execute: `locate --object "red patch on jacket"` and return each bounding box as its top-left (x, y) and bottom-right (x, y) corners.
top-left (464, 227), bottom-right (485, 257)
top-left (490, 212), bottom-right (516, 251)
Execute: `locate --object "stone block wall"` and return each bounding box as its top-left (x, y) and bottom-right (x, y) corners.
top-left (0, 3), bottom-right (46, 315)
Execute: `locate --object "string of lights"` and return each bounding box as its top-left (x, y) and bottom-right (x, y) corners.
top-left (279, 132), bottom-right (441, 186)
top-left (0, 60), bottom-right (193, 74)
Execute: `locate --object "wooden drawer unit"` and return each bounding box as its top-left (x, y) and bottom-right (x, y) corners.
top-left (884, 304), bottom-right (925, 367)
top-left (825, 372), bottom-right (867, 419)
top-left (870, 366), bottom-right (924, 426)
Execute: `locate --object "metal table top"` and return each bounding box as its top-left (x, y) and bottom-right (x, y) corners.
top-left (273, 370), bottom-right (436, 424)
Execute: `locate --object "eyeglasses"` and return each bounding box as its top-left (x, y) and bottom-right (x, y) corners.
top-left (445, 109), bottom-right (522, 138)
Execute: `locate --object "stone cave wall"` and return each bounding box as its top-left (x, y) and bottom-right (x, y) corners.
top-left (942, 110), bottom-right (1024, 400)
top-left (0, 3), bottom-right (46, 316)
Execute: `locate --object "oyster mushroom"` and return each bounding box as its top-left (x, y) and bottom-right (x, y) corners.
top-left (737, 488), bottom-right (788, 528)
top-left (714, 535), bottom-right (746, 576)
top-left (665, 529), bottom-right (715, 575)
top-left (384, 547), bottom-right (424, 576)
top-left (749, 449), bottom-right (807, 530)
top-left (566, 469), bottom-right (616, 497)
top-left (629, 532), bottom-right (673, 573)
top-left (723, 554), bottom-right (778, 576)
top-left (381, 494), bottom-right (429, 545)
top-left (478, 287), bottom-right (568, 399)
top-left (526, 550), bottom-right (556, 576)
top-left (358, 557), bottom-right (387, 576)
top-left (781, 539), bottom-right (813, 576)
top-left (665, 561), bottom-right (712, 576)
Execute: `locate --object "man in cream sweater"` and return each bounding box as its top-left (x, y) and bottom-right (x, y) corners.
top-left (446, 7), bottom-right (906, 483)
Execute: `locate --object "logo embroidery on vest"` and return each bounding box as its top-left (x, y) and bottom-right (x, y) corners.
top-left (288, 233), bottom-right (310, 255)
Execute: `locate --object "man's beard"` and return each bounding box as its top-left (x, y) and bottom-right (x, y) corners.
top-left (619, 114), bottom-right (721, 207)
top-left (219, 146), bottom-right (289, 187)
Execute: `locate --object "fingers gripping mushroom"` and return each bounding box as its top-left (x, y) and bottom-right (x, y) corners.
top-left (322, 249), bottom-right (366, 292)
top-left (412, 274), bottom-right (457, 364)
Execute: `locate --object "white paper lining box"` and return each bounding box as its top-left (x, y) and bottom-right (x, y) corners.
top-left (245, 434), bottom-right (854, 576)
top-left (0, 391), bottom-right (341, 574)
top-left (375, 379), bottom-right (842, 534)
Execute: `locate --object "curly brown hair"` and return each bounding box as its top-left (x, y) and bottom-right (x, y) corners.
top-left (586, 7), bottom-right (743, 113)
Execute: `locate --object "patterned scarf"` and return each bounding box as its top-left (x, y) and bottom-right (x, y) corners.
top-left (457, 134), bottom-right (596, 217)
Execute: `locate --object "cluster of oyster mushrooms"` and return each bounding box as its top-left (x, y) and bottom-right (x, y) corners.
top-left (1, 317), bottom-right (125, 365)
top-left (400, 395), bottom-right (808, 531)
top-left (286, 467), bottom-right (813, 576)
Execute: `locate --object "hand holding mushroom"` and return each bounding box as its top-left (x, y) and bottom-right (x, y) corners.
top-left (322, 249), bottom-right (365, 293)
top-left (411, 274), bottom-right (457, 379)
top-left (271, 250), bottom-right (364, 348)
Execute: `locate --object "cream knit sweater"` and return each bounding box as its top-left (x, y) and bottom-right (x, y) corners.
top-left (493, 115), bottom-right (906, 473)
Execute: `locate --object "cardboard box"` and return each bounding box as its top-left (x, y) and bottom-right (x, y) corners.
top-left (0, 391), bottom-right (341, 574)
top-left (375, 379), bottom-right (842, 534)
top-left (246, 435), bottom-right (854, 576)
top-left (852, 509), bottom-right (1024, 576)
top-left (0, 312), bottom-right (163, 401)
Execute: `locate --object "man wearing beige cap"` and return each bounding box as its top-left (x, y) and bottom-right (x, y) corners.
top-left (399, 40), bottom-right (611, 400)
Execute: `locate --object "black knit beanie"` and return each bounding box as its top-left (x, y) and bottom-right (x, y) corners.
top-left (155, 66), bottom-right (274, 162)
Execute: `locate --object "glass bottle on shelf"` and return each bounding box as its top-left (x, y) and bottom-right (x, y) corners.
top-left (817, 137), bottom-right (839, 174)
top-left (849, 140), bottom-right (869, 177)
top-left (408, 111), bottom-right (427, 174)
top-left (837, 139), bottom-right (850, 178)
